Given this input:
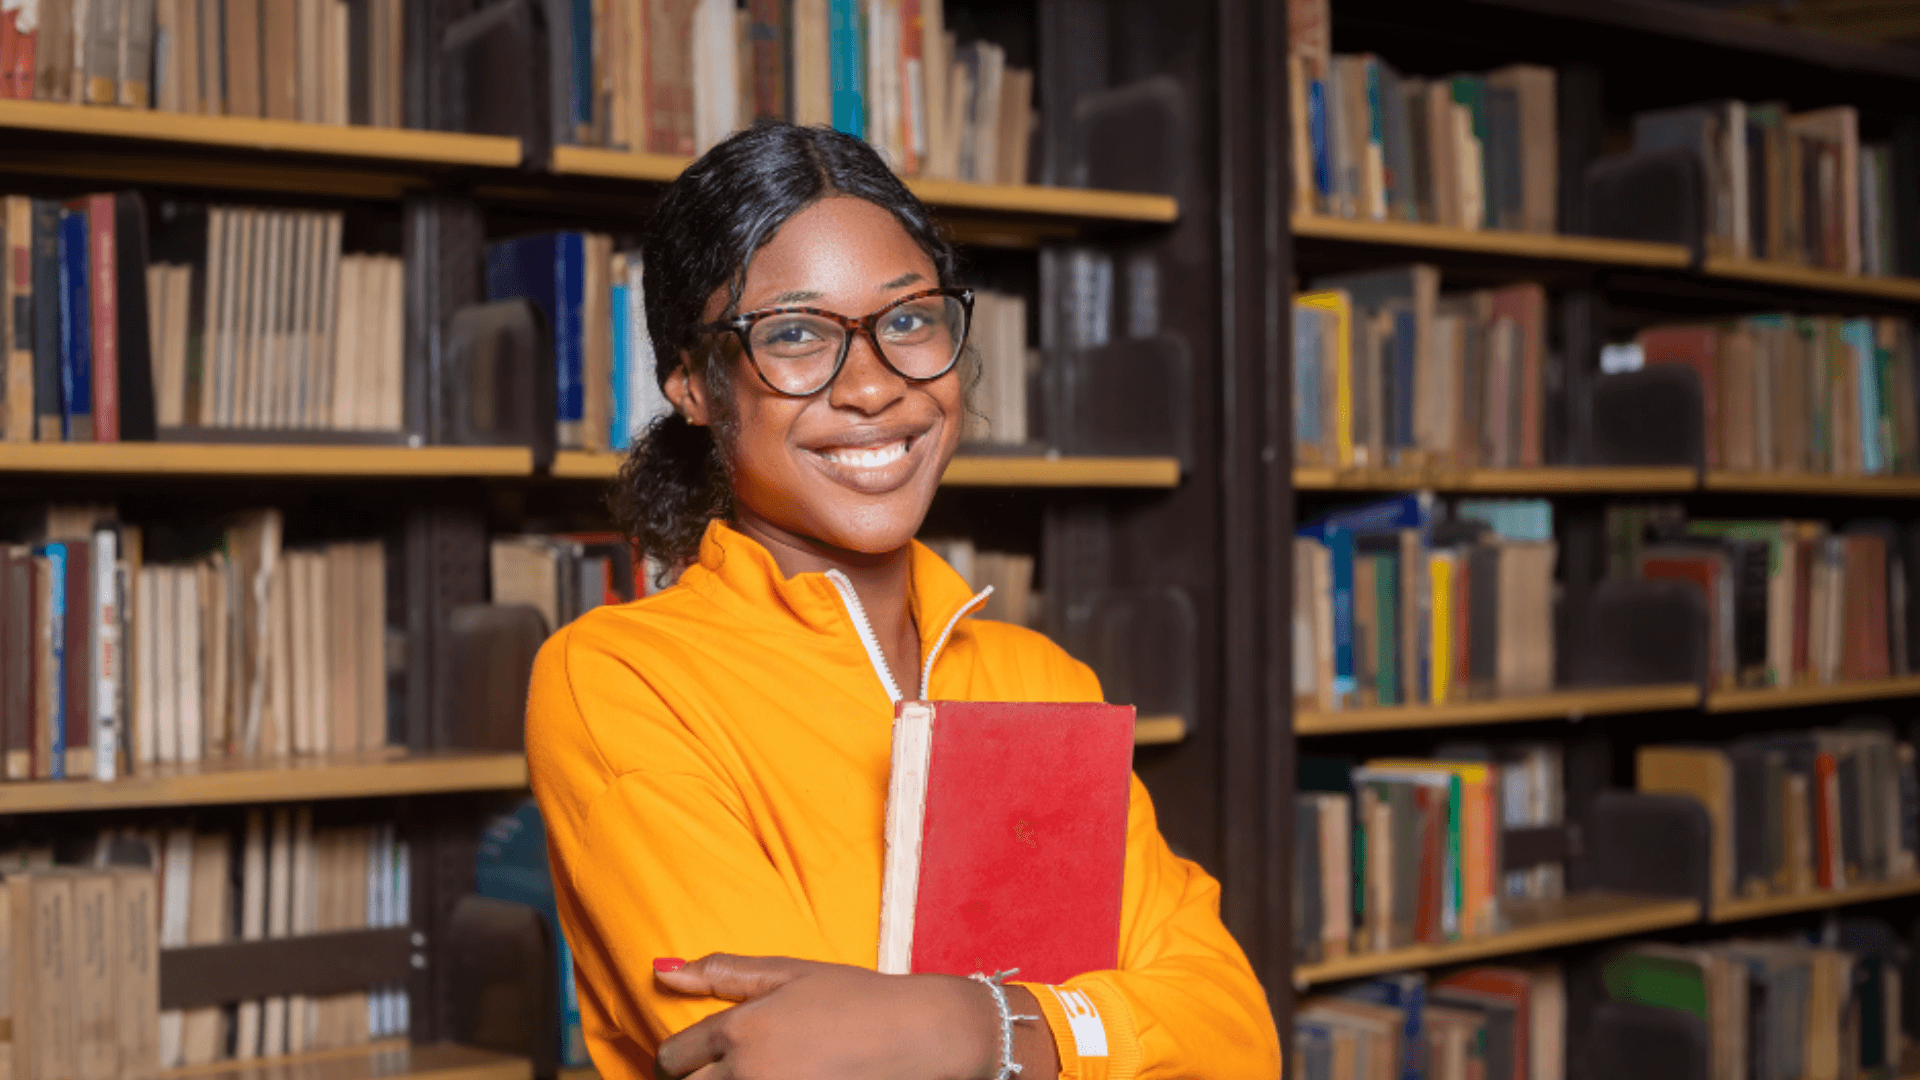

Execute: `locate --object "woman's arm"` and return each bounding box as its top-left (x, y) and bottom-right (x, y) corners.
top-left (1011, 778), bottom-right (1282, 1080)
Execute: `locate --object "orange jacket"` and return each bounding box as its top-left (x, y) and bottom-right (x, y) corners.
top-left (527, 521), bottom-right (1280, 1080)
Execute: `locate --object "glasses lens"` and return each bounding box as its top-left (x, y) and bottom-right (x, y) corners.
top-left (747, 313), bottom-right (848, 394)
top-left (875, 294), bottom-right (967, 379)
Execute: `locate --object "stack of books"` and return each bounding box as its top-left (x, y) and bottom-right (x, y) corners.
top-left (558, 0), bottom-right (1034, 184)
top-left (1294, 496), bottom-right (1555, 713)
top-left (1295, 268), bottom-right (1549, 471)
top-left (1293, 966), bottom-right (1567, 1080)
top-left (1620, 316), bottom-right (1920, 477)
top-left (1610, 505), bottom-right (1920, 690)
top-left (0, 0), bottom-right (407, 128)
top-left (489, 532), bottom-right (645, 634)
top-left (0, 506), bottom-right (390, 782)
top-left (1640, 727), bottom-right (1919, 902)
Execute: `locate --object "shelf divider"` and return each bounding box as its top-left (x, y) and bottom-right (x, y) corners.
top-left (0, 750), bottom-right (529, 813)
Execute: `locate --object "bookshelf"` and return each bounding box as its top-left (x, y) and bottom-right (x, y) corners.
top-left (1292, 894), bottom-right (1703, 988)
top-left (1292, 213), bottom-right (1689, 268)
top-left (161, 1042), bottom-right (531, 1080)
top-left (0, 751), bottom-right (529, 814)
top-left (0, 100), bottom-right (523, 168)
top-left (1709, 878), bottom-right (1920, 924)
top-left (1704, 676), bottom-right (1920, 713)
top-left (548, 450), bottom-right (1182, 487)
top-left (1292, 465), bottom-right (1697, 493)
top-left (1702, 471), bottom-right (1920, 497)
top-left (0, 443), bottom-right (536, 478)
top-left (1295, 684), bottom-right (1699, 736)
top-left (1701, 257), bottom-right (1920, 303)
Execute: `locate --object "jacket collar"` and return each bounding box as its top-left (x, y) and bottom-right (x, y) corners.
top-left (680, 520), bottom-right (987, 665)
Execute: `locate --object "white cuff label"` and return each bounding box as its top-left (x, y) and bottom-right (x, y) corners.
top-left (1048, 986), bottom-right (1110, 1058)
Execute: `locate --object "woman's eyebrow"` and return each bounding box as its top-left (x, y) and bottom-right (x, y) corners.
top-left (767, 288), bottom-right (825, 305)
top-left (879, 272), bottom-right (924, 290)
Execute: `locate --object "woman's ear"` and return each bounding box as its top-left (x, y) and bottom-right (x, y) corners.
top-left (664, 360), bottom-right (712, 426)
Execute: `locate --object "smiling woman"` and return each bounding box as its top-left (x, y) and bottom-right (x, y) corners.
top-left (526, 123), bottom-right (1279, 1080)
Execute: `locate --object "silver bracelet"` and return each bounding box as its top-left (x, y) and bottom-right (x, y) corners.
top-left (970, 969), bottom-right (1040, 1080)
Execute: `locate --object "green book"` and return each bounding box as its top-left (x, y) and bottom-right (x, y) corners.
top-left (1601, 951), bottom-right (1709, 1018)
top-left (1373, 554), bottom-right (1399, 707)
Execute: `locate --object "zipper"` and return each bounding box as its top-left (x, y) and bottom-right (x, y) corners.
top-left (825, 569), bottom-right (991, 703)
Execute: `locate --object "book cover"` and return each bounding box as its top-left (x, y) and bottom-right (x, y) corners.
top-left (57, 209), bottom-right (93, 442)
top-left (37, 542), bottom-right (67, 779)
top-left (878, 700), bottom-right (1134, 985)
top-left (2, 548), bottom-right (30, 779)
top-left (485, 233), bottom-right (586, 449)
top-left (31, 200), bottom-right (63, 441)
top-left (61, 539), bottom-right (91, 779)
top-left (828, 0), bottom-right (864, 138)
top-left (3, 195), bottom-right (30, 441)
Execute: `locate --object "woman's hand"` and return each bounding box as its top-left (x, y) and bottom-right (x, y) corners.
top-left (652, 954), bottom-right (1058, 1080)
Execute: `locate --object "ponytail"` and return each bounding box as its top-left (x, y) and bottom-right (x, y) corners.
top-left (608, 410), bottom-right (734, 570)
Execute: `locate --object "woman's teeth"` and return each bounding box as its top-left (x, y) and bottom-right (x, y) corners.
top-left (818, 440), bottom-right (909, 469)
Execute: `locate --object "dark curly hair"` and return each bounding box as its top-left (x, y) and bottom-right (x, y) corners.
top-left (609, 122), bottom-right (960, 569)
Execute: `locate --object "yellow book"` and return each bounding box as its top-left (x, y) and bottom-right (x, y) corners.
top-left (1297, 290), bottom-right (1354, 466)
top-left (1428, 552), bottom-right (1454, 704)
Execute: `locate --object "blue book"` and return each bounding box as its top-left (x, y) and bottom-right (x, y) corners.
top-left (1308, 79), bottom-right (1330, 201)
top-left (486, 233), bottom-right (587, 447)
top-left (1340, 973), bottom-right (1427, 1080)
top-left (1843, 319), bottom-right (1882, 473)
top-left (828, 0), bottom-right (865, 137)
top-left (38, 543), bottom-right (67, 779)
top-left (610, 283), bottom-right (631, 450)
top-left (1300, 495), bottom-right (1436, 707)
top-left (58, 211), bottom-right (92, 441)
top-left (1302, 493), bottom-right (1433, 536)
top-left (477, 799), bottom-right (587, 1068)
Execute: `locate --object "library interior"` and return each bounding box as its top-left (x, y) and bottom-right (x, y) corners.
top-left (10, 0), bottom-right (1920, 1077)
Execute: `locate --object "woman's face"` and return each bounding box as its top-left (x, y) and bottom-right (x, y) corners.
top-left (673, 196), bottom-right (963, 559)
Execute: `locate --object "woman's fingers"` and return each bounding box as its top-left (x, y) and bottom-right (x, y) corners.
top-left (654, 1010), bottom-right (729, 1079)
top-left (654, 953), bottom-right (823, 1002)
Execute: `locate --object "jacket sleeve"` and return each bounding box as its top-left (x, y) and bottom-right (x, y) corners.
top-left (1013, 782), bottom-right (1281, 1080)
top-left (527, 623), bottom-right (844, 1069)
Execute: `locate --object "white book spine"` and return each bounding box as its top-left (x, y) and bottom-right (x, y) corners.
top-left (177, 567), bottom-right (203, 762)
top-left (92, 528), bottom-right (119, 778)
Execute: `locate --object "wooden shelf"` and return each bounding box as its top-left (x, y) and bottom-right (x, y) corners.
top-left (0, 443), bottom-right (534, 477)
top-left (163, 1042), bottom-right (530, 1080)
top-left (0, 750), bottom-right (528, 813)
top-left (1704, 471), bottom-right (1920, 496)
top-left (1292, 214), bottom-right (1690, 268)
top-left (1294, 892), bottom-right (1702, 987)
top-left (550, 450), bottom-right (1180, 487)
top-left (0, 99), bottom-right (521, 167)
top-left (550, 145), bottom-right (1178, 224)
top-left (1702, 257), bottom-right (1920, 303)
top-left (1135, 715), bottom-right (1189, 746)
top-left (1293, 465), bottom-right (1697, 493)
top-left (1710, 876), bottom-right (1920, 923)
top-left (1296, 684), bottom-right (1700, 736)
top-left (1705, 675), bottom-right (1920, 713)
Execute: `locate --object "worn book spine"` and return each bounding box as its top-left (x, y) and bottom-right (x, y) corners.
top-left (61, 541), bottom-right (91, 778)
top-left (3, 197), bottom-right (30, 442)
top-left (72, 872), bottom-right (114, 1080)
top-left (3, 549), bottom-right (30, 779)
top-left (31, 201), bottom-right (63, 441)
top-left (118, 0), bottom-right (154, 105)
top-left (57, 210), bottom-right (93, 441)
top-left (90, 528), bottom-right (117, 780)
top-left (75, 196), bottom-right (119, 442)
top-left (32, 874), bottom-right (77, 1080)
top-left (114, 868), bottom-right (158, 1080)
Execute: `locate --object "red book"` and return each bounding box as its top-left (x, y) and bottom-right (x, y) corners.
top-left (878, 700), bottom-right (1134, 985)
top-left (1414, 784), bottom-right (1447, 944)
top-left (1639, 548), bottom-right (1728, 685)
top-left (1841, 533), bottom-right (1889, 681)
top-left (1435, 968), bottom-right (1532, 1077)
top-left (69, 195), bottom-right (119, 442)
top-left (1637, 326), bottom-right (1722, 468)
top-left (1, 8), bottom-right (16, 99)
top-left (10, 15), bottom-right (33, 103)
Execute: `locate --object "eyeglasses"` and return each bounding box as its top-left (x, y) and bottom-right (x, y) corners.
top-left (697, 286), bottom-right (974, 398)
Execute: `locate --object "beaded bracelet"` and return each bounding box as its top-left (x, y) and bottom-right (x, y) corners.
top-left (970, 969), bottom-right (1041, 1080)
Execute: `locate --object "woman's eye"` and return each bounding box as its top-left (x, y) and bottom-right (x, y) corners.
top-left (765, 321), bottom-right (821, 345)
top-left (884, 311), bottom-right (930, 335)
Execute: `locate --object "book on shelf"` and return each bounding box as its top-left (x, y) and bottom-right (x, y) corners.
top-left (1285, 0), bottom-right (1556, 236)
top-left (1610, 504), bottom-right (1920, 689)
top-left (1638, 723), bottom-right (1918, 904)
top-left (489, 532), bottom-right (647, 635)
top-left (1293, 965), bottom-right (1566, 1080)
top-left (1626, 99), bottom-right (1909, 275)
top-left (1600, 924), bottom-right (1905, 1080)
top-left (960, 289), bottom-right (1031, 448)
top-left (1295, 270), bottom-right (1548, 471)
top-left (1294, 745), bottom-right (1566, 962)
top-left (554, 0), bottom-right (1033, 184)
top-left (0, 0), bottom-right (405, 128)
top-left (1613, 316), bottom-right (1918, 477)
top-left (0, 505), bottom-right (392, 781)
top-left (1294, 496), bottom-right (1554, 713)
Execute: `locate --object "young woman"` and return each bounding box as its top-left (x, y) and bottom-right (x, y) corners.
top-left (526, 122), bottom-right (1279, 1080)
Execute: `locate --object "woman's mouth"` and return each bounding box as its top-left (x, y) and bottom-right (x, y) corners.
top-left (814, 438), bottom-right (911, 470)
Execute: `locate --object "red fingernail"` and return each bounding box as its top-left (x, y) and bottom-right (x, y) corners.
top-left (654, 957), bottom-right (686, 973)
